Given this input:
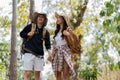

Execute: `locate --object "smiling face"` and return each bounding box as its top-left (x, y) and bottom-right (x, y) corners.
top-left (56, 16), bottom-right (64, 25)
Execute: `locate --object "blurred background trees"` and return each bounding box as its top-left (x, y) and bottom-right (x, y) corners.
top-left (0, 0), bottom-right (119, 80)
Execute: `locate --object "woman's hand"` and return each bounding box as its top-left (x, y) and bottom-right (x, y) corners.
top-left (47, 48), bottom-right (55, 62)
top-left (63, 30), bottom-right (70, 36)
top-left (66, 27), bottom-right (73, 34)
top-left (47, 49), bottom-right (52, 62)
top-left (47, 49), bottom-right (52, 56)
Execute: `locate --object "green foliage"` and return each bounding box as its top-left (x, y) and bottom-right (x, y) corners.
top-left (99, 0), bottom-right (120, 75)
top-left (100, 1), bottom-right (115, 17)
top-left (103, 19), bottom-right (112, 26)
top-left (0, 40), bottom-right (10, 80)
top-left (0, 16), bottom-right (11, 28)
top-left (0, 12), bottom-right (11, 79)
top-left (114, 14), bottom-right (120, 21)
top-left (105, 2), bottom-right (114, 16)
top-left (117, 25), bottom-right (120, 33)
top-left (17, 1), bottom-right (29, 30)
top-left (109, 63), bottom-right (114, 71)
top-left (78, 66), bottom-right (101, 80)
top-left (99, 10), bottom-right (105, 17)
top-left (117, 61), bottom-right (120, 69)
top-left (100, 0), bottom-right (120, 34)
top-left (77, 0), bottom-right (120, 79)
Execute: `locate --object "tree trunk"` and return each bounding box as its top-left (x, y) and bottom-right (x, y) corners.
top-left (9, 0), bottom-right (17, 80)
top-left (30, 0), bottom-right (35, 20)
top-left (71, 0), bottom-right (88, 29)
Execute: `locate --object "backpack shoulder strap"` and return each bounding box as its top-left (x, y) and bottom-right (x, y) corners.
top-left (31, 23), bottom-right (36, 32)
top-left (42, 28), bottom-right (47, 39)
top-left (28, 23), bottom-right (36, 39)
top-left (42, 28), bottom-right (47, 45)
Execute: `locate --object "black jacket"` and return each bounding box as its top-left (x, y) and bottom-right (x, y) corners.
top-left (20, 24), bottom-right (51, 56)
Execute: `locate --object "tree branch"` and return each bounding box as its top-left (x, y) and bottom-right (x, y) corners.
top-left (73, 0), bottom-right (88, 28)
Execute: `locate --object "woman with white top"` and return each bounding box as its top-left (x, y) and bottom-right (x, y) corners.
top-left (51, 12), bottom-right (76, 80)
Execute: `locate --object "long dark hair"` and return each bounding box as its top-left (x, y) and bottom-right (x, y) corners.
top-left (53, 16), bottom-right (68, 39)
